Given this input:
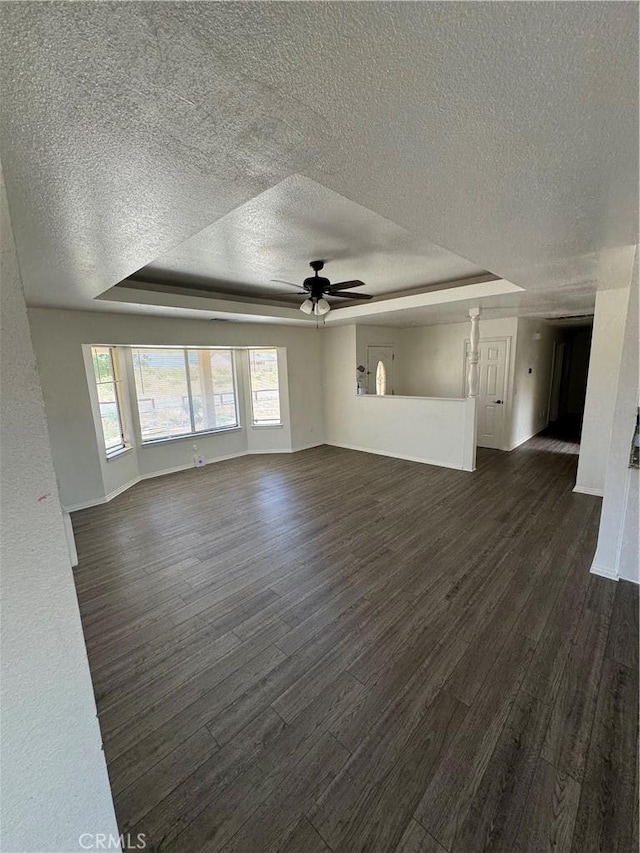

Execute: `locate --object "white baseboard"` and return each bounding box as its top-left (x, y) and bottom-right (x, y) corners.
top-left (64, 475), bottom-right (143, 512)
top-left (64, 496), bottom-right (109, 513)
top-left (106, 475), bottom-right (141, 501)
top-left (324, 441), bottom-right (466, 471)
top-left (590, 562), bottom-right (618, 582)
top-left (65, 474), bottom-right (135, 512)
top-left (245, 443), bottom-right (325, 455)
top-left (65, 445), bottom-right (328, 512)
top-left (138, 451), bottom-right (248, 481)
top-left (507, 427), bottom-right (545, 452)
top-left (573, 485), bottom-right (604, 497)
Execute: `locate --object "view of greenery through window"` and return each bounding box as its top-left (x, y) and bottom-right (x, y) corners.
top-left (90, 346), bottom-right (282, 448)
top-left (132, 348), bottom-right (238, 441)
top-left (249, 348), bottom-right (281, 424)
top-left (91, 346), bottom-right (125, 453)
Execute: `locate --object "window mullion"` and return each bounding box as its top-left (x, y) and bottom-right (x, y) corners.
top-left (184, 349), bottom-right (196, 433)
top-left (111, 380), bottom-right (124, 449)
top-left (111, 349), bottom-right (125, 449)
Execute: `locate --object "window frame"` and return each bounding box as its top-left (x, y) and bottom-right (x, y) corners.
top-left (90, 345), bottom-right (128, 457)
top-left (131, 345), bottom-right (240, 445)
top-left (247, 347), bottom-right (283, 427)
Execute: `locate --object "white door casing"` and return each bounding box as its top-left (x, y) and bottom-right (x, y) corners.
top-left (464, 338), bottom-right (510, 449)
top-left (367, 346), bottom-right (394, 395)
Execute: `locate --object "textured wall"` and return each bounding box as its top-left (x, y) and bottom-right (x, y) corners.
top-left (0, 171), bottom-right (119, 850)
top-left (576, 287), bottom-right (631, 495)
top-left (355, 325), bottom-right (407, 395)
top-left (322, 325), bottom-right (476, 471)
top-left (592, 253), bottom-right (639, 582)
top-left (355, 316), bottom-right (558, 452)
top-left (399, 318), bottom-right (519, 400)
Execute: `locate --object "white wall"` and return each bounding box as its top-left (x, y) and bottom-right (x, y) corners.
top-left (395, 316), bottom-right (558, 451)
top-left (591, 255), bottom-right (639, 583)
top-left (576, 287), bottom-right (631, 495)
top-left (1, 170), bottom-right (119, 851)
top-left (28, 309), bottom-right (324, 510)
top-left (618, 469), bottom-right (639, 583)
top-left (355, 325), bottom-right (407, 394)
top-left (398, 317), bottom-right (519, 399)
top-left (509, 318), bottom-right (560, 450)
top-left (323, 325), bottom-right (476, 471)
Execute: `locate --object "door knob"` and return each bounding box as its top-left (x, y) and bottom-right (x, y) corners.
top-left (495, 400), bottom-right (503, 404)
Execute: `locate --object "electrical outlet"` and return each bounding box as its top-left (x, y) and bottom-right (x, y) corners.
top-left (193, 443), bottom-right (205, 467)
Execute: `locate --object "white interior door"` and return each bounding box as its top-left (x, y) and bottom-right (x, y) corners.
top-left (465, 338), bottom-right (509, 448)
top-left (367, 346), bottom-right (394, 395)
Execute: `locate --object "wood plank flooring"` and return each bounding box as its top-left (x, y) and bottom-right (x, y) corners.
top-left (71, 435), bottom-right (639, 852)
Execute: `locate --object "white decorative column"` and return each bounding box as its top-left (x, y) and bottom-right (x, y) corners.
top-left (467, 307), bottom-right (480, 397)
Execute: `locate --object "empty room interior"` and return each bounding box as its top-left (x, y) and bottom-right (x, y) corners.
top-left (1, 4), bottom-right (639, 853)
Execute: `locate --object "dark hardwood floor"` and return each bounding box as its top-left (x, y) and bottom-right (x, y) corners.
top-left (71, 436), bottom-right (639, 852)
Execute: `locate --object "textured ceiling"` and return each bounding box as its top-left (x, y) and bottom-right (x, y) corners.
top-left (0, 2), bottom-right (637, 323)
top-left (127, 174), bottom-right (487, 299)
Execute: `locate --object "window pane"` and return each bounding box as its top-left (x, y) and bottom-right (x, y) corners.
top-left (133, 348), bottom-right (192, 441)
top-left (189, 349), bottom-right (238, 432)
top-left (249, 349), bottom-right (281, 424)
top-left (91, 346), bottom-right (124, 453)
top-left (92, 346), bottom-right (115, 383)
top-left (100, 400), bottom-right (123, 451)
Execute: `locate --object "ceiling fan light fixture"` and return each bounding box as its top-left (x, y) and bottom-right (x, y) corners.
top-left (291, 261), bottom-right (370, 316)
top-left (315, 298), bottom-right (331, 316)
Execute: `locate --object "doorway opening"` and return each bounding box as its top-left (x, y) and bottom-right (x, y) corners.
top-left (547, 323), bottom-right (593, 443)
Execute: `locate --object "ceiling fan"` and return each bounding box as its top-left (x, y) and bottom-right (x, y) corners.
top-left (270, 260), bottom-right (373, 316)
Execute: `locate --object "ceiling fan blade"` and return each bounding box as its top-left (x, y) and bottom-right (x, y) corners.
top-left (327, 280), bottom-right (366, 291)
top-left (270, 279), bottom-right (307, 291)
top-left (328, 291), bottom-right (373, 300)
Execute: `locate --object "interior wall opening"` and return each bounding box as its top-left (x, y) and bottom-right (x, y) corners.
top-left (547, 322), bottom-right (593, 443)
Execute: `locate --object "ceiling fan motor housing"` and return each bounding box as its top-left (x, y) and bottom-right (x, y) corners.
top-left (277, 259), bottom-right (371, 311)
top-left (303, 275), bottom-right (331, 300)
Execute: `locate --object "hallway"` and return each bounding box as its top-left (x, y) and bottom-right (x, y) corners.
top-left (71, 439), bottom-right (638, 852)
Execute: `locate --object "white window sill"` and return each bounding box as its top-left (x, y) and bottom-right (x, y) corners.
top-left (251, 423), bottom-right (284, 429)
top-left (140, 425), bottom-right (242, 447)
top-left (105, 446), bottom-right (134, 462)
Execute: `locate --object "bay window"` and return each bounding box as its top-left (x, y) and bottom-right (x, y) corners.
top-left (91, 346), bottom-right (126, 455)
top-left (131, 347), bottom-right (238, 442)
